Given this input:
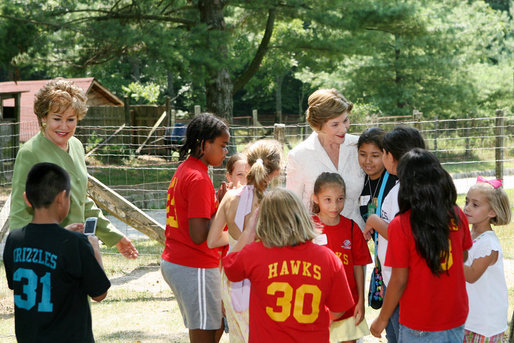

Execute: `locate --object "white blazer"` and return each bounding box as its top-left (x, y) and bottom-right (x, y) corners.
top-left (286, 131), bottom-right (365, 230)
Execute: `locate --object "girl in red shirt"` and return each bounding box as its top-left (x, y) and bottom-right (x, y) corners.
top-left (161, 113), bottom-right (230, 343)
top-left (370, 148), bottom-right (472, 343)
top-left (311, 172), bottom-right (372, 343)
top-left (223, 188), bottom-right (355, 343)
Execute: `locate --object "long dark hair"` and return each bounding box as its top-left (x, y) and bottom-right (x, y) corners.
top-left (179, 113), bottom-right (228, 160)
top-left (397, 148), bottom-right (458, 275)
top-left (383, 126), bottom-right (425, 161)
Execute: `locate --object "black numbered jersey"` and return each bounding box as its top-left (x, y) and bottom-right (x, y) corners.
top-left (3, 223), bottom-right (111, 343)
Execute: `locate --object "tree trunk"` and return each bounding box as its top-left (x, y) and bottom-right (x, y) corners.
top-left (198, 0), bottom-right (233, 120)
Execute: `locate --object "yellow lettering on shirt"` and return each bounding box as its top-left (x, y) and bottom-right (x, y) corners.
top-left (279, 261), bottom-right (290, 276)
top-left (313, 265), bottom-right (321, 280)
top-left (268, 263), bottom-right (278, 279)
top-left (302, 261), bottom-right (312, 277)
top-left (343, 254), bottom-right (349, 265)
top-left (265, 260), bottom-right (322, 281)
top-left (449, 218), bottom-right (458, 231)
top-left (290, 260), bottom-right (301, 274)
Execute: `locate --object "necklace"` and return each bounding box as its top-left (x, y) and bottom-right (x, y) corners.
top-left (366, 173), bottom-right (383, 199)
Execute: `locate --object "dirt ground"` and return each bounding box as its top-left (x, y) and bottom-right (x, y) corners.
top-left (110, 260), bottom-right (514, 343)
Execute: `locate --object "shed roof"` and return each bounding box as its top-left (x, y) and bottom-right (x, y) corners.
top-left (0, 78), bottom-right (123, 141)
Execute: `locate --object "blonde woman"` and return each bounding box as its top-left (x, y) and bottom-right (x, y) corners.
top-left (207, 139), bottom-right (282, 343)
top-left (10, 78), bottom-right (137, 258)
top-left (223, 188), bottom-right (355, 343)
top-left (286, 89), bottom-right (365, 230)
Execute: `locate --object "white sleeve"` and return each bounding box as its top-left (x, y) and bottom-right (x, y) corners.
top-left (285, 151), bottom-right (304, 199)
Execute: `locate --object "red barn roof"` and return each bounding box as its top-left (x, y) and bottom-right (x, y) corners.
top-left (0, 78), bottom-right (123, 142)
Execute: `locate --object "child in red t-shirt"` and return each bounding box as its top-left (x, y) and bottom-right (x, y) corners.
top-left (311, 172), bottom-right (372, 343)
top-left (370, 148), bottom-right (472, 342)
top-left (223, 188), bottom-right (355, 343)
top-left (160, 113), bottom-right (230, 343)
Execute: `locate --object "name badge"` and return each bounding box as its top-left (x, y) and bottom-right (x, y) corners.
top-left (360, 195), bottom-right (371, 206)
top-left (313, 234), bottom-right (328, 245)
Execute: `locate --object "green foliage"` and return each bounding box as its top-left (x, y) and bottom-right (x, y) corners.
top-left (0, 0), bottom-right (511, 119)
top-left (122, 82), bottom-right (161, 104)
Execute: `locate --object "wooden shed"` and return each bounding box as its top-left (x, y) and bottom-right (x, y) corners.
top-left (0, 78), bottom-right (123, 142)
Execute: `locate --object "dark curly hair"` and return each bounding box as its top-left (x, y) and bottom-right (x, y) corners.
top-left (179, 113), bottom-right (229, 161)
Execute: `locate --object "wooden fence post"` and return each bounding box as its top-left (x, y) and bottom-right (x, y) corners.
top-left (495, 109), bottom-right (505, 180)
top-left (465, 113), bottom-right (471, 158)
top-left (433, 116), bottom-right (438, 156)
top-left (165, 96), bottom-right (171, 128)
top-left (413, 110), bottom-right (422, 131)
top-left (123, 96), bottom-right (132, 150)
top-left (252, 109), bottom-right (258, 139)
top-left (273, 123), bottom-right (286, 187)
top-left (0, 195), bottom-right (11, 243)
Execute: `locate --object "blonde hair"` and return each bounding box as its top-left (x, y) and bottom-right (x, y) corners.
top-left (306, 88), bottom-right (353, 131)
top-left (34, 78), bottom-right (88, 127)
top-left (245, 139), bottom-right (282, 200)
top-left (256, 188), bottom-right (319, 248)
top-left (469, 183), bottom-right (511, 226)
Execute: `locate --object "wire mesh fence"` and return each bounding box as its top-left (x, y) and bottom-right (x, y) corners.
top-left (0, 114), bottom-right (512, 238)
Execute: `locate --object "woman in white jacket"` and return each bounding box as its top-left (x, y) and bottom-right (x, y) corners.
top-left (286, 88), bottom-right (365, 230)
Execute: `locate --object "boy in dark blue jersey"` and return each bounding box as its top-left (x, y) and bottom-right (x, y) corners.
top-left (3, 162), bottom-right (110, 343)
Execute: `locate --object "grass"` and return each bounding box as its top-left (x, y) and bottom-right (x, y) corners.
top-left (0, 188), bottom-right (512, 341)
top-left (0, 239), bottom-right (230, 343)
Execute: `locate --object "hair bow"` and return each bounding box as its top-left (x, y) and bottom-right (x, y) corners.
top-left (476, 176), bottom-right (502, 189)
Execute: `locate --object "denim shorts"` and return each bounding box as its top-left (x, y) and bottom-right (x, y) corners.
top-left (399, 324), bottom-right (464, 343)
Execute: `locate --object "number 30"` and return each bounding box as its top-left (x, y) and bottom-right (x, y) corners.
top-left (13, 268), bottom-right (53, 312)
top-left (266, 282), bottom-right (321, 323)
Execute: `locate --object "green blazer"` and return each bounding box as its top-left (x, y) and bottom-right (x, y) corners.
top-left (10, 132), bottom-right (124, 247)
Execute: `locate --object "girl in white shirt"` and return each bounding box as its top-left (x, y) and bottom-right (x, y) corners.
top-left (463, 178), bottom-right (511, 343)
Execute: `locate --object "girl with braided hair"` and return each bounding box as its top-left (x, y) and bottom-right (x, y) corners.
top-left (207, 139), bottom-right (282, 343)
top-left (161, 112), bottom-right (230, 343)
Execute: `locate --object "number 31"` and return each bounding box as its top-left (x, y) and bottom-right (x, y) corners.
top-left (13, 268), bottom-right (53, 312)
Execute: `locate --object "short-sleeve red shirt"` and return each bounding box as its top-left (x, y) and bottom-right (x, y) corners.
top-left (223, 241), bottom-right (354, 343)
top-left (385, 207), bottom-right (472, 331)
top-left (161, 157), bottom-right (220, 268)
top-left (313, 215), bottom-right (372, 320)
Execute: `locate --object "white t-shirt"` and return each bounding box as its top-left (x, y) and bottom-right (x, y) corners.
top-left (464, 231), bottom-right (508, 337)
top-left (377, 181), bottom-right (399, 286)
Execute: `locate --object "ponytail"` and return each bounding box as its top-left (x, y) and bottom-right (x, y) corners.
top-left (245, 140), bottom-right (282, 200)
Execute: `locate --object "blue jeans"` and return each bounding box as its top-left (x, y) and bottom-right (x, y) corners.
top-left (399, 324), bottom-right (465, 343)
top-left (383, 284), bottom-right (400, 343)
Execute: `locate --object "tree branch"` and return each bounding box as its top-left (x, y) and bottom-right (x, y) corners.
top-left (232, 8), bottom-right (276, 94)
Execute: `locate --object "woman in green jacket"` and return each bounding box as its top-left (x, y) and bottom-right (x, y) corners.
top-left (9, 78), bottom-right (138, 258)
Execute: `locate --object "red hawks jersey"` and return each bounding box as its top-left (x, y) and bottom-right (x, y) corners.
top-left (162, 156), bottom-right (220, 268)
top-left (313, 215), bottom-right (372, 320)
top-left (223, 241), bottom-right (354, 343)
top-left (386, 208), bottom-right (472, 331)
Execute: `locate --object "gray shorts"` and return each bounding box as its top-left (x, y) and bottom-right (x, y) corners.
top-left (160, 260), bottom-right (222, 330)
